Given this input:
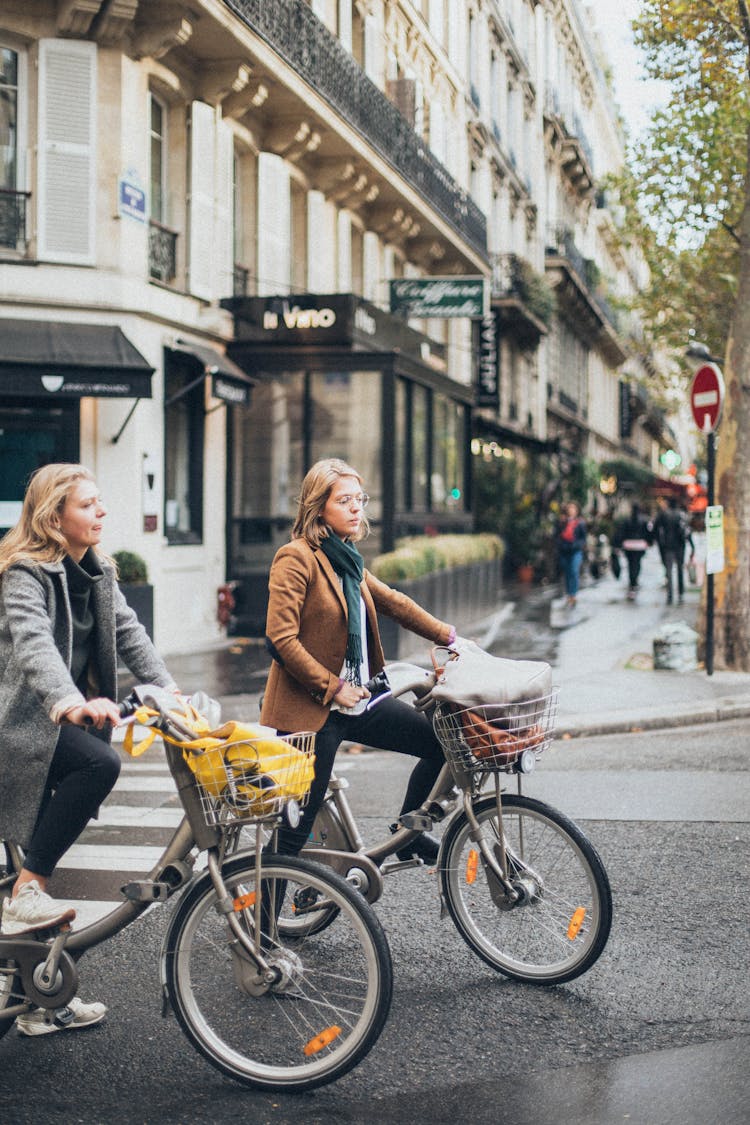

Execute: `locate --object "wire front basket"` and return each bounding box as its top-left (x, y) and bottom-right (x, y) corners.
top-left (433, 691), bottom-right (559, 775)
top-left (190, 731), bottom-right (316, 828)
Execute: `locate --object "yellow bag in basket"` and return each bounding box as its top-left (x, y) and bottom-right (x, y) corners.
top-left (187, 721), bottom-right (316, 813)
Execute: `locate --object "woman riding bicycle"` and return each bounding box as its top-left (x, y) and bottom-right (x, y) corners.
top-left (261, 457), bottom-right (457, 862)
top-left (0, 463), bottom-right (177, 1035)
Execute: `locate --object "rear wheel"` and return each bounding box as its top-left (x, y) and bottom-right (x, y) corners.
top-left (163, 853), bottom-right (392, 1091)
top-left (440, 793), bottom-right (612, 984)
top-left (0, 842), bottom-right (22, 1040)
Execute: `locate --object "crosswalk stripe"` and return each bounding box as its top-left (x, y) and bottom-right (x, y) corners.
top-left (95, 805), bottom-right (186, 828)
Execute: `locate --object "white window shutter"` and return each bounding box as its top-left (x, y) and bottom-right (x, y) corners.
top-left (257, 152), bottom-right (290, 295)
top-left (214, 119), bottom-right (235, 298)
top-left (189, 101), bottom-right (215, 301)
top-left (37, 38), bottom-right (96, 265)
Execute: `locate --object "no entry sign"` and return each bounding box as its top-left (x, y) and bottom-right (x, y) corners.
top-left (690, 363), bottom-right (724, 432)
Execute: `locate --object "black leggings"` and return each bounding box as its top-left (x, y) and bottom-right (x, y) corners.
top-left (274, 695), bottom-right (444, 856)
top-left (24, 724), bottom-right (122, 878)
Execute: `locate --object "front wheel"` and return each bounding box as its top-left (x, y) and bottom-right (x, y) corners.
top-left (163, 853), bottom-right (392, 1091)
top-left (440, 793), bottom-right (612, 984)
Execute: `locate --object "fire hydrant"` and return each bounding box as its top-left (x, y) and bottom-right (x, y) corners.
top-left (217, 581), bottom-right (237, 627)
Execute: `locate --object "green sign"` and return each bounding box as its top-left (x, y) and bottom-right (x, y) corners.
top-left (389, 276), bottom-right (486, 318)
top-left (705, 504), bottom-right (724, 575)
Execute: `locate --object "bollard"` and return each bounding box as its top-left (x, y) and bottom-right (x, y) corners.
top-left (653, 622), bottom-right (699, 671)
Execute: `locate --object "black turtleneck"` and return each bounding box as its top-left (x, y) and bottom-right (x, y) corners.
top-left (63, 548), bottom-right (103, 692)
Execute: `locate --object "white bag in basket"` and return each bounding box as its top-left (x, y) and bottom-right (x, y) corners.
top-left (429, 640), bottom-right (552, 706)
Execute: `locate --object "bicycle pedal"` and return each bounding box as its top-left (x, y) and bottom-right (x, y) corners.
top-left (121, 880), bottom-right (170, 903)
top-left (397, 813), bottom-right (433, 832)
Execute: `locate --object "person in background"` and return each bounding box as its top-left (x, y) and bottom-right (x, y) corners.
top-left (653, 496), bottom-right (695, 605)
top-left (556, 501), bottom-right (587, 608)
top-left (0, 463), bottom-right (178, 1035)
top-left (261, 458), bottom-right (456, 863)
top-left (613, 502), bottom-right (653, 600)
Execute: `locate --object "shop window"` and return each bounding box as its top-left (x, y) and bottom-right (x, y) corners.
top-left (394, 377), bottom-right (410, 509)
top-left (164, 361), bottom-right (204, 544)
top-left (0, 401), bottom-right (79, 532)
top-left (309, 371), bottom-right (381, 518)
top-left (432, 395), bottom-right (465, 510)
top-left (411, 383), bottom-right (429, 509)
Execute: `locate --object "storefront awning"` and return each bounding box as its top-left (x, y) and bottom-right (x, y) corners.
top-left (170, 338), bottom-right (254, 406)
top-left (0, 319), bottom-right (154, 398)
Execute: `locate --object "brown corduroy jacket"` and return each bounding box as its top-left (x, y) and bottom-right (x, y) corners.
top-left (260, 537), bottom-right (453, 733)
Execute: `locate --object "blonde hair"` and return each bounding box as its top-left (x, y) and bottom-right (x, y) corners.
top-left (292, 458), bottom-right (370, 547)
top-left (0, 463), bottom-right (104, 575)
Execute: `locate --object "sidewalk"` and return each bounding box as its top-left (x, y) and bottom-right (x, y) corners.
top-left (159, 548), bottom-right (750, 738)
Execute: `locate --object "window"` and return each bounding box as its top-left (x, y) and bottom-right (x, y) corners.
top-left (150, 94), bottom-right (166, 224)
top-left (309, 371), bottom-right (381, 518)
top-left (164, 357), bottom-right (204, 543)
top-left (411, 383), bottom-right (429, 509)
top-left (0, 45), bottom-right (27, 252)
top-left (149, 93), bottom-right (177, 283)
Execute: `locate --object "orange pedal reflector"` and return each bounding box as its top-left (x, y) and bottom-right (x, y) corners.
top-left (303, 1026), bottom-right (342, 1057)
top-left (567, 907), bottom-right (586, 940)
top-left (233, 892), bottom-right (256, 911)
top-left (466, 849), bottom-right (479, 885)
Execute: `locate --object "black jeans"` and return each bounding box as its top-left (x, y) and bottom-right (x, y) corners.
top-left (24, 724), bottom-right (122, 878)
top-left (274, 696), bottom-right (444, 856)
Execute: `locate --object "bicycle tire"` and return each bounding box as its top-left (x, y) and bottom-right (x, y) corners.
top-left (440, 793), bottom-right (612, 984)
top-left (0, 842), bottom-right (21, 1040)
top-left (162, 852), bottom-right (392, 1091)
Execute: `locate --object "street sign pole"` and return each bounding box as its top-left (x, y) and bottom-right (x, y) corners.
top-left (706, 423), bottom-right (715, 676)
top-left (689, 361), bottom-right (724, 677)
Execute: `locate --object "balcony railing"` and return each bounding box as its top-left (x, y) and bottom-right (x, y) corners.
top-left (0, 189), bottom-right (31, 251)
top-left (224, 0), bottom-right (487, 259)
top-left (149, 220), bottom-right (178, 283)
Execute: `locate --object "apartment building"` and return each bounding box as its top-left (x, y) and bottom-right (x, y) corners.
top-left (0, 0), bottom-right (667, 649)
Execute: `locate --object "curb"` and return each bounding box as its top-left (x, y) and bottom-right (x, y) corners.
top-left (557, 699), bottom-right (750, 739)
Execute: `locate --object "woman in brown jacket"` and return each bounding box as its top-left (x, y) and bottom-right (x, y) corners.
top-left (261, 458), bottom-right (456, 861)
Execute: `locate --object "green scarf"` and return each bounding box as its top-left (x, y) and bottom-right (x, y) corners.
top-left (321, 533), bottom-right (364, 683)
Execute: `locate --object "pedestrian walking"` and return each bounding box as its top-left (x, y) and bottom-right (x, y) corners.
top-left (653, 497), bottom-right (695, 605)
top-left (260, 457), bottom-right (456, 863)
top-left (0, 463), bottom-right (178, 1035)
top-left (613, 502), bottom-right (652, 600)
top-left (555, 501), bottom-right (587, 607)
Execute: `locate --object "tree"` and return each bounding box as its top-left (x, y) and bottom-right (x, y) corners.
top-left (627, 1), bottom-right (750, 669)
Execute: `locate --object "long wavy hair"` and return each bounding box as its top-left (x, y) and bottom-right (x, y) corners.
top-left (292, 458), bottom-right (370, 547)
top-left (0, 463), bottom-right (107, 575)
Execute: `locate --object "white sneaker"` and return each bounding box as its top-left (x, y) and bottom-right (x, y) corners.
top-left (0, 880), bottom-right (76, 935)
top-left (16, 996), bottom-right (107, 1036)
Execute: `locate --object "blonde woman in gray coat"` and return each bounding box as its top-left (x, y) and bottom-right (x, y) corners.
top-left (0, 463), bottom-right (176, 1036)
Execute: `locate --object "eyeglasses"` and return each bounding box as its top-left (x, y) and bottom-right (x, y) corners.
top-left (332, 493), bottom-right (370, 509)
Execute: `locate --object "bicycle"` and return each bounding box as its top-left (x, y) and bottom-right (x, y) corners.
top-left (0, 685), bottom-right (392, 1092)
top-left (287, 654), bottom-right (613, 986)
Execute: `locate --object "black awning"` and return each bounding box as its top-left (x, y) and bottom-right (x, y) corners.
top-left (0, 319), bottom-right (154, 398)
top-left (170, 338), bottom-right (254, 406)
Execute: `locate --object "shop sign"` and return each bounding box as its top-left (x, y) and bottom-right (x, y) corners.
top-left (389, 277), bottom-right (487, 318)
top-left (211, 374), bottom-right (251, 406)
top-left (477, 312), bottom-right (498, 407)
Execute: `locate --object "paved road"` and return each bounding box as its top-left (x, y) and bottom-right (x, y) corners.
top-left (1, 719), bottom-right (747, 1124)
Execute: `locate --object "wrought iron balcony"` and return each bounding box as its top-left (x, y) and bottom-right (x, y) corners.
top-left (149, 220), bottom-right (178, 284)
top-left (224, 0), bottom-right (487, 259)
top-left (0, 189), bottom-right (31, 252)
top-left (490, 252), bottom-right (553, 346)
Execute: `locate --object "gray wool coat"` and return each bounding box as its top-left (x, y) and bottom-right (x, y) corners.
top-left (0, 558), bottom-right (174, 847)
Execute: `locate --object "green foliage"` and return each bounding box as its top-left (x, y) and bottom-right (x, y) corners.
top-left (371, 534), bottom-right (504, 583)
top-left (112, 550), bottom-right (149, 585)
top-left (514, 258), bottom-right (556, 326)
top-left (612, 1), bottom-right (750, 367)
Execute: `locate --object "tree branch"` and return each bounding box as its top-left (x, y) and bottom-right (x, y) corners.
top-left (738, 0), bottom-right (750, 72)
top-left (720, 217), bottom-right (742, 243)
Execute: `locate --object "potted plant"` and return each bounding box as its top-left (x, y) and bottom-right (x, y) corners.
top-left (112, 549), bottom-right (154, 639)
